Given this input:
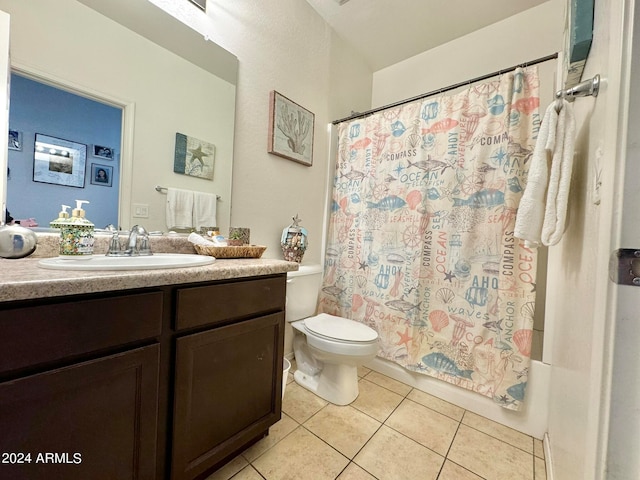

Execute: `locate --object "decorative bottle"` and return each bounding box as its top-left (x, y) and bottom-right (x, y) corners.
top-left (281, 214), bottom-right (308, 263)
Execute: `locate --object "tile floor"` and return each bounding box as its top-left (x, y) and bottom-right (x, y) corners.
top-left (206, 362), bottom-right (547, 480)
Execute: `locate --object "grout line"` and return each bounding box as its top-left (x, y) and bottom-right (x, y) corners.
top-left (443, 415), bottom-right (463, 459)
top-left (437, 459), bottom-right (489, 480)
top-left (299, 423), bottom-right (351, 462)
top-left (402, 394), bottom-right (465, 423)
top-left (459, 422), bottom-right (536, 457)
top-left (348, 416), bottom-right (385, 461)
top-left (460, 410), bottom-right (536, 456)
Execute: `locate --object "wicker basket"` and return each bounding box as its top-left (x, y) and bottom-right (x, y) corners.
top-left (194, 244), bottom-right (267, 259)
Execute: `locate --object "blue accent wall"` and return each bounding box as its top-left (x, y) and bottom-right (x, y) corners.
top-left (7, 74), bottom-right (122, 228)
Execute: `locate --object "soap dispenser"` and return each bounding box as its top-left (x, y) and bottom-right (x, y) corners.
top-left (50, 204), bottom-right (71, 229)
top-left (59, 200), bottom-right (95, 257)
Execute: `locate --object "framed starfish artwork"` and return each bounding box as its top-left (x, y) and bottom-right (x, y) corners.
top-left (173, 132), bottom-right (216, 180)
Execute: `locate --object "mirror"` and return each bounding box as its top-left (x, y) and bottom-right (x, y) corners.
top-left (0, 0), bottom-right (238, 232)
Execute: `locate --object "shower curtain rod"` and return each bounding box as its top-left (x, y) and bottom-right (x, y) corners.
top-left (332, 52), bottom-right (559, 125)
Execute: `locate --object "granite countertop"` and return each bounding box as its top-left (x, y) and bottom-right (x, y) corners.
top-left (0, 233), bottom-right (299, 303)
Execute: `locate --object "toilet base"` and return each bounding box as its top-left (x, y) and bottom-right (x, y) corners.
top-left (293, 362), bottom-right (359, 405)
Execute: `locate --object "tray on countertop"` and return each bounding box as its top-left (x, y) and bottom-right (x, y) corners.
top-left (194, 244), bottom-right (267, 259)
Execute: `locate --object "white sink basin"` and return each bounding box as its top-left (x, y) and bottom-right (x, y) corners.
top-left (38, 253), bottom-right (215, 271)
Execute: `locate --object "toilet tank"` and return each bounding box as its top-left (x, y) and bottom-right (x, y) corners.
top-left (286, 264), bottom-right (323, 322)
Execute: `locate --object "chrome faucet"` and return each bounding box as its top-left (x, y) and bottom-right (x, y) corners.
top-left (106, 225), bottom-right (152, 256)
top-left (126, 225), bottom-right (152, 256)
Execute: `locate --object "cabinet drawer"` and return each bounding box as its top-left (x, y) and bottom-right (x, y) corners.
top-left (175, 275), bottom-right (285, 330)
top-left (0, 291), bottom-right (163, 374)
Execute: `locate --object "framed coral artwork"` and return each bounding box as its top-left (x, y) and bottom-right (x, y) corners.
top-left (268, 90), bottom-right (314, 166)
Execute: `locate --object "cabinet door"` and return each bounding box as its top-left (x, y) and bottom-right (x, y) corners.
top-left (171, 313), bottom-right (284, 480)
top-left (0, 344), bottom-right (159, 480)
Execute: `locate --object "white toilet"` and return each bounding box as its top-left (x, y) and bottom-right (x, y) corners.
top-left (287, 265), bottom-right (379, 405)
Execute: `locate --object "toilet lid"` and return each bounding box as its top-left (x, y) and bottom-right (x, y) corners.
top-left (304, 313), bottom-right (378, 342)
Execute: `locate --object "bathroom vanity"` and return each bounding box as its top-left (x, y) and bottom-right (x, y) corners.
top-left (0, 255), bottom-right (296, 480)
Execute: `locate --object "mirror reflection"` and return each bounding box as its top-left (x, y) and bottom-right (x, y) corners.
top-left (8, 74), bottom-right (122, 228)
top-left (0, 0), bottom-right (237, 233)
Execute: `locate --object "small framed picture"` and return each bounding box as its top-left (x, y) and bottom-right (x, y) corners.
top-left (92, 144), bottom-right (115, 160)
top-left (8, 129), bottom-right (22, 151)
top-left (90, 163), bottom-right (113, 187)
top-left (268, 90), bottom-right (314, 166)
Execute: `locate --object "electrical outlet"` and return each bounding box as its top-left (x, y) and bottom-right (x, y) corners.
top-left (133, 203), bottom-right (149, 218)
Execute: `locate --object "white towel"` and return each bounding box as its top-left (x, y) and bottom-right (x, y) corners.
top-left (541, 101), bottom-right (576, 246)
top-left (166, 188), bottom-right (194, 230)
top-left (514, 99), bottom-right (576, 247)
top-left (193, 191), bottom-right (218, 230)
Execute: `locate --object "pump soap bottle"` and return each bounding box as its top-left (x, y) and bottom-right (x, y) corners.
top-left (50, 205), bottom-right (71, 229)
top-left (59, 200), bottom-right (95, 257)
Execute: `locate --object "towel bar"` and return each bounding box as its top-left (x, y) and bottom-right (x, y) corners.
top-left (155, 185), bottom-right (220, 200)
top-left (555, 74), bottom-right (600, 101)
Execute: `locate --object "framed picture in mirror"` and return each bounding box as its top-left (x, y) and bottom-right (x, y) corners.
top-left (90, 163), bottom-right (113, 187)
top-left (174, 132), bottom-right (215, 180)
top-left (8, 129), bottom-right (22, 151)
top-left (33, 133), bottom-right (87, 188)
top-left (93, 144), bottom-right (115, 160)
top-left (268, 90), bottom-right (314, 166)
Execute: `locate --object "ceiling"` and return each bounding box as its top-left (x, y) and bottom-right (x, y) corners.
top-left (305, 0), bottom-right (549, 71)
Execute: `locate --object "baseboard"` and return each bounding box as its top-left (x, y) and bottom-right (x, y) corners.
top-left (543, 432), bottom-right (554, 480)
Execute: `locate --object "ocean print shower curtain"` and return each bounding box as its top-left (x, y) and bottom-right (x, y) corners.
top-left (318, 67), bottom-right (540, 410)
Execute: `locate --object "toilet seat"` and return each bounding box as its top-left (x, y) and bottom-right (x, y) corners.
top-left (304, 313), bottom-right (378, 343)
top-left (292, 314), bottom-right (378, 357)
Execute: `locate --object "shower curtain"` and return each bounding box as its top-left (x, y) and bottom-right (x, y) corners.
top-left (318, 67), bottom-right (539, 410)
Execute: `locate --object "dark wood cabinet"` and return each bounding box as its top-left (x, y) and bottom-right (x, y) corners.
top-left (0, 290), bottom-right (163, 480)
top-left (171, 312), bottom-right (284, 480)
top-left (0, 273), bottom-right (287, 480)
top-left (0, 344), bottom-right (160, 480)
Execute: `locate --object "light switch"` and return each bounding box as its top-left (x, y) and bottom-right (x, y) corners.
top-left (133, 203), bottom-right (149, 218)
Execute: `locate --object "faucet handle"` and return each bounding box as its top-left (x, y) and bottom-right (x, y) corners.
top-left (106, 231), bottom-right (121, 256)
top-left (138, 234), bottom-right (153, 256)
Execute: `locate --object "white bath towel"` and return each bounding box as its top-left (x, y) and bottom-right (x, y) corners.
top-left (514, 99), bottom-right (575, 247)
top-left (541, 101), bottom-right (576, 246)
top-left (166, 188), bottom-right (194, 230)
top-left (193, 191), bottom-right (218, 230)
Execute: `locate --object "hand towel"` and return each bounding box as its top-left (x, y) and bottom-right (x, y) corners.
top-left (166, 188), bottom-right (194, 230)
top-left (514, 101), bottom-right (558, 248)
top-left (187, 232), bottom-right (215, 246)
top-left (193, 191), bottom-right (218, 230)
top-left (541, 101), bottom-right (576, 246)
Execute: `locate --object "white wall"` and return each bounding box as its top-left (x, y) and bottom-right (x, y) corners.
top-left (216, 0), bottom-right (372, 263)
top-left (151, 0), bottom-right (373, 263)
top-left (372, 1), bottom-right (564, 108)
